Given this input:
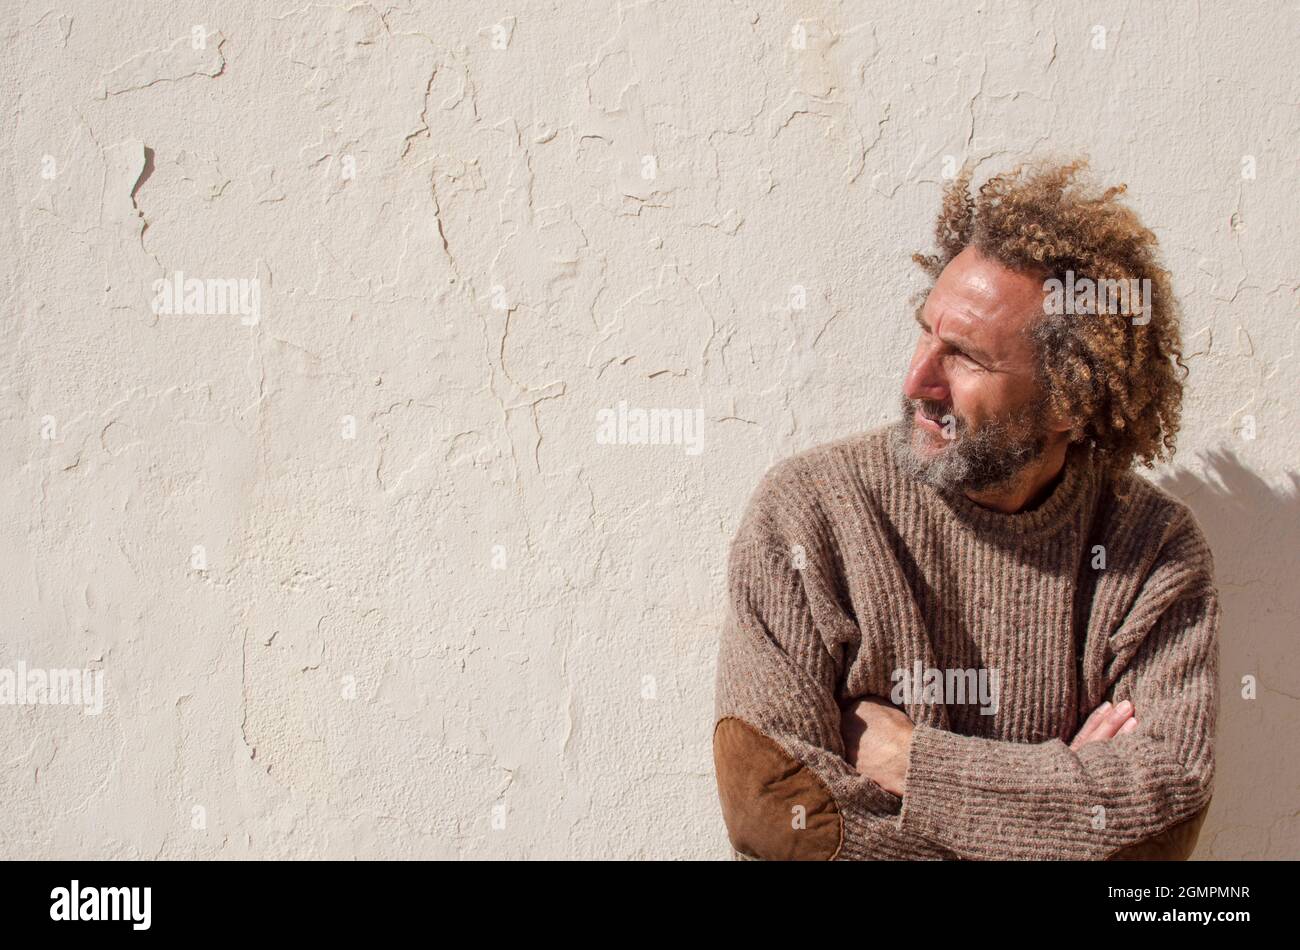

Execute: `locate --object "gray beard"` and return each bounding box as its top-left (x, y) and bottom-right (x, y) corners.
top-left (889, 393), bottom-right (1049, 494)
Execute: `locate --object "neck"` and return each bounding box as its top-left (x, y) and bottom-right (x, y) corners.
top-left (964, 438), bottom-right (1070, 514)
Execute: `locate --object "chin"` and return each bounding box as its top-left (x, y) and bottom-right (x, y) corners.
top-left (912, 426), bottom-right (948, 455)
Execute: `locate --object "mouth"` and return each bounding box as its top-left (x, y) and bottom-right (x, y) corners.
top-left (914, 407), bottom-right (946, 435)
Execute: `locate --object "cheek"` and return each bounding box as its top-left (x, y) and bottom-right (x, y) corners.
top-left (950, 375), bottom-right (1005, 425)
top-left (947, 377), bottom-right (980, 420)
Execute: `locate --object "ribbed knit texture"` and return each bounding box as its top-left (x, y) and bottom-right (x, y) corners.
top-left (714, 424), bottom-right (1220, 860)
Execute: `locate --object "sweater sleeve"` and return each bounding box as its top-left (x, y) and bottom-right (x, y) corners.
top-left (896, 513), bottom-right (1220, 861)
top-left (713, 467), bottom-right (956, 860)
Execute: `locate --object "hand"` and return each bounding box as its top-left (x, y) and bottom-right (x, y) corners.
top-left (840, 696), bottom-right (914, 796)
top-left (1069, 699), bottom-right (1138, 752)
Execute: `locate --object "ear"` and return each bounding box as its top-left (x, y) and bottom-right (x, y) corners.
top-left (1046, 404), bottom-right (1073, 435)
top-left (1037, 385), bottom-right (1075, 436)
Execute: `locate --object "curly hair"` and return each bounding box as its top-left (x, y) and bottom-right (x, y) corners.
top-left (912, 157), bottom-right (1188, 476)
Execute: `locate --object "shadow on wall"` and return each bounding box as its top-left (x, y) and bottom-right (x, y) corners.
top-left (1155, 449), bottom-right (1300, 860)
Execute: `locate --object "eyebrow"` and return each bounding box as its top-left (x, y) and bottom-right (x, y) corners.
top-left (914, 308), bottom-right (997, 365)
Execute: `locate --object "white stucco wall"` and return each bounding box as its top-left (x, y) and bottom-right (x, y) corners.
top-left (2, 1), bottom-right (1296, 859)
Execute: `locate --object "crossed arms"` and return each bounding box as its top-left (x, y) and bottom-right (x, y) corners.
top-left (712, 492), bottom-right (1220, 861)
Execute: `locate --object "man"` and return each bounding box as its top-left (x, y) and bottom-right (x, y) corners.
top-left (712, 158), bottom-right (1218, 860)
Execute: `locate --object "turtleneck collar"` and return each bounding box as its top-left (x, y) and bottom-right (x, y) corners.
top-left (885, 427), bottom-right (1100, 540)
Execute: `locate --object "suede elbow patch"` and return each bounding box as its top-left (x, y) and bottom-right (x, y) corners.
top-left (712, 716), bottom-right (843, 860)
top-left (1106, 802), bottom-right (1210, 861)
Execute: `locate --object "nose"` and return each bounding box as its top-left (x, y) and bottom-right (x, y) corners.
top-left (903, 337), bottom-right (949, 404)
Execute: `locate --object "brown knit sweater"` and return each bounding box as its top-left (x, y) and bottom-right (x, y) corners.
top-left (713, 424), bottom-right (1219, 860)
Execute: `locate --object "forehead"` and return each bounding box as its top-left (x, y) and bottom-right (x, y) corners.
top-left (923, 247), bottom-right (1047, 363)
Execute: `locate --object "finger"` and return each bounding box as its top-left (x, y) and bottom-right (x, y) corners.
top-left (1091, 700), bottom-right (1135, 741)
top-left (1073, 700), bottom-right (1113, 745)
top-left (1118, 718), bottom-right (1138, 735)
top-left (1077, 702), bottom-right (1133, 748)
top-left (1106, 699), bottom-right (1135, 726)
top-left (841, 695), bottom-right (883, 714)
top-left (839, 699), bottom-right (864, 720)
top-left (840, 713), bottom-right (867, 767)
top-left (1084, 699), bottom-right (1114, 729)
top-left (839, 705), bottom-right (865, 735)
top-left (863, 694), bottom-right (913, 724)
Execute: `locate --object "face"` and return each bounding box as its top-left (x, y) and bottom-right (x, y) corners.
top-left (892, 246), bottom-right (1064, 493)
